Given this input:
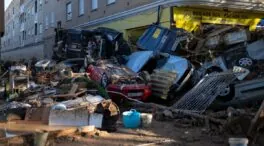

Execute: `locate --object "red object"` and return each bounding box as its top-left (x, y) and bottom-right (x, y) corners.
top-left (87, 61), bottom-right (137, 86)
top-left (87, 64), bottom-right (104, 83)
top-left (87, 61), bottom-right (152, 102)
top-left (107, 84), bottom-right (152, 102)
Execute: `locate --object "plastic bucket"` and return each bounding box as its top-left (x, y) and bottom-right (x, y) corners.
top-left (122, 109), bottom-right (141, 128)
top-left (229, 138), bottom-right (249, 146)
top-left (141, 113), bottom-right (153, 128)
top-left (34, 131), bottom-right (49, 146)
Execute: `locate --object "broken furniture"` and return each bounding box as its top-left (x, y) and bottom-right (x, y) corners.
top-left (9, 68), bottom-right (30, 94)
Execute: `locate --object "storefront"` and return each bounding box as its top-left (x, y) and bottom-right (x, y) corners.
top-left (85, 0), bottom-right (264, 49)
top-left (172, 7), bottom-right (264, 32)
top-left (88, 7), bottom-right (171, 48)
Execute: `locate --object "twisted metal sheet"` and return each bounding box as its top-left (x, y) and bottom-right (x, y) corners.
top-left (173, 72), bottom-right (236, 113)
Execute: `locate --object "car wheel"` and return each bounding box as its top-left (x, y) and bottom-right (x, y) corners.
top-left (101, 73), bottom-right (109, 88)
top-left (216, 84), bottom-right (234, 102)
top-left (218, 84), bottom-right (231, 97)
top-left (238, 57), bottom-right (253, 68)
top-left (205, 67), bottom-right (234, 99)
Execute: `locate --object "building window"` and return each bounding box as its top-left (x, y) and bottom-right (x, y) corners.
top-left (66, 2), bottom-right (72, 21)
top-left (13, 7), bottom-right (15, 14)
top-left (35, 1), bottom-right (38, 13)
top-left (32, 7), bottom-right (34, 15)
top-left (22, 31), bottom-right (27, 40)
top-left (107, 0), bottom-right (115, 5)
top-left (24, 13), bottom-right (26, 22)
top-left (51, 12), bottom-right (55, 27)
top-left (45, 15), bottom-right (49, 29)
top-left (91, 0), bottom-right (98, 10)
top-left (39, 0), bottom-right (43, 11)
top-left (79, 0), bottom-right (84, 16)
top-left (57, 21), bottom-right (62, 29)
top-left (39, 23), bottom-right (43, 34)
top-left (35, 23), bottom-right (38, 35)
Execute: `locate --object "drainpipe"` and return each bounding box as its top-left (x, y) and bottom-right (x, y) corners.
top-left (155, 5), bottom-right (162, 25)
top-left (170, 7), bottom-right (175, 29)
top-left (0, 41), bottom-right (1, 61)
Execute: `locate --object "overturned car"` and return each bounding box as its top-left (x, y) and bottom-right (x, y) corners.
top-left (87, 50), bottom-right (194, 101)
top-left (87, 56), bottom-right (152, 102)
top-left (53, 27), bottom-right (131, 61)
top-left (138, 24), bottom-right (264, 108)
top-left (200, 39), bottom-right (264, 108)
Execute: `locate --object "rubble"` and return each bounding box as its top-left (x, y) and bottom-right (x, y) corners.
top-left (0, 58), bottom-right (120, 133)
top-left (53, 28), bottom-right (131, 61)
top-left (2, 20), bottom-right (264, 146)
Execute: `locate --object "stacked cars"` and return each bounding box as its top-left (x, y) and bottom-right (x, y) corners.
top-left (137, 24), bottom-right (264, 108)
top-left (50, 24), bottom-right (264, 109)
top-left (87, 50), bottom-right (195, 102)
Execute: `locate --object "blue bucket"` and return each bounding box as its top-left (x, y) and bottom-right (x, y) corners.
top-left (229, 138), bottom-right (249, 146)
top-left (122, 109), bottom-right (141, 128)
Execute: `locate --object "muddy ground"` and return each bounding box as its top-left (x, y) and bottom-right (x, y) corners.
top-left (0, 119), bottom-right (227, 146)
top-left (56, 121), bottom-right (226, 146)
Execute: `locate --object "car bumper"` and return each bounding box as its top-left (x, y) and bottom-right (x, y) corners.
top-left (107, 84), bottom-right (152, 102)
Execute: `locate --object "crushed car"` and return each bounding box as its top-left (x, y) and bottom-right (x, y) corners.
top-left (87, 57), bottom-right (151, 102)
top-left (138, 24), bottom-right (264, 108)
top-left (126, 51), bottom-right (194, 101)
top-left (87, 50), bottom-right (194, 102)
top-left (53, 27), bottom-right (131, 61)
top-left (201, 39), bottom-right (264, 108)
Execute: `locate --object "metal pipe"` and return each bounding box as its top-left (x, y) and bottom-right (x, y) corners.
top-left (156, 5), bottom-right (162, 25)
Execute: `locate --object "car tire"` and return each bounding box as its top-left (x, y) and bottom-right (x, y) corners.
top-left (204, 67), bottom-right (235, 100)
top-left (217, 84), bottom-right (235, 101)
top-left (236, 57), bottom-right (253, 70)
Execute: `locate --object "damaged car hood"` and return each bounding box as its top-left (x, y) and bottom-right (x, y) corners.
top-left (126, 51), bottom-right (153, 73)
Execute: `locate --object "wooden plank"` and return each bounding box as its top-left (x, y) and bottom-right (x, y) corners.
top-left (56, 128), bottom-right (78, 137)
top-left (247, 100), bottom-right (264, 137)
top-left (69, 84), bottom-right (79, 94)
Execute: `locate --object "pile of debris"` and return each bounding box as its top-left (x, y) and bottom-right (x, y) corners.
top-left (0, 60), bottom-right (120, 132)
top-left (59, 25), bottom-right (264, 111)
top-left (126, 98), bottom-right (264, 145)
top-left (133, 24), bottom-right (264, 109)
top-left (2, 23), bottom-right (264, 145)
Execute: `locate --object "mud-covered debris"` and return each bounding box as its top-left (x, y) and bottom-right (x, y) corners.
top-left (163, 110), bottom-right (174, 119)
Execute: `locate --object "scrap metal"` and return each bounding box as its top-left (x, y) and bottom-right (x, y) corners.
top-left (173, 72), bottom-right (236, 113)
